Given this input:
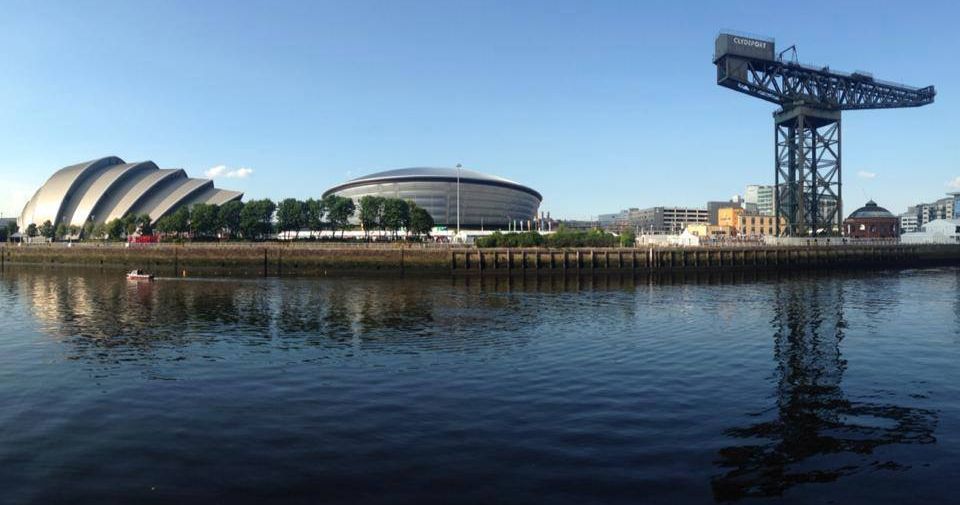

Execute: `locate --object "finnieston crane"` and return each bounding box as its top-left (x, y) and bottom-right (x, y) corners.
top-left (713, 33), bottom-right (935, 236)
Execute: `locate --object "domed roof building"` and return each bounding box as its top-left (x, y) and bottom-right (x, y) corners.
top-left (323, 167), bottom-right (542, 229)
top-left (843, 200), bottom-right (899, 238)
top-left (18, 156), bottom-right (242, 231)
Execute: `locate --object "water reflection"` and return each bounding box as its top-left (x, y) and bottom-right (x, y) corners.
top-left (711, 279), bottom-right (937, 501)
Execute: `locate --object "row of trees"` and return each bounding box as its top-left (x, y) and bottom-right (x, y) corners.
top-left (154, 199), bottom-right (289, 240)
top-left (13, 194), bottom-right (441, 243)
top-left (475, 229), bottom-right (635, 248)
top-left (274, 195), bottom-right (356, 238)
top-left (357, 196), bottom-right (434, 238)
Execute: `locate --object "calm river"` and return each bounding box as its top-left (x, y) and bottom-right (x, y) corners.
top-left (1, 267), bottom-right (959, 504)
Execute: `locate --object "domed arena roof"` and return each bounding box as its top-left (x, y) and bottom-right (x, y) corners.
top-left (847, 200), bottom-right (895, 220)
top-left (19, 156), bottom-right (243, 230)
top-left (324, 167), bottom-right (542, 201)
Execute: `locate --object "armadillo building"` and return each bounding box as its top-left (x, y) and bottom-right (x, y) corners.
top-left (18, 156), bottom-right (243, 231)
top-left (323, 167), bottom-right (542, 229)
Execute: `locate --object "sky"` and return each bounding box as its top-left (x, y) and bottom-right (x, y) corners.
top-left (0, 0), bottom-right (957, 220)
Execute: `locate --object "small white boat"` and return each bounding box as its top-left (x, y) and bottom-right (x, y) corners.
top-left (126, 269), bottom-right (154, 281)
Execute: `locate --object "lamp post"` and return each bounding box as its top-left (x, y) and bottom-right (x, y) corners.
top-left (456, 163), bottom-right (461, 238)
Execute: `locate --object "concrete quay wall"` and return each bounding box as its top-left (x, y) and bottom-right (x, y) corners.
top-left (2, 243), bottom-right (959, 277)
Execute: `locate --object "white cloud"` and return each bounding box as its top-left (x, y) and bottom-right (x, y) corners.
top-left (857, 170), bottom-right (877, 179)
top-left (205, 165), bottom-right (253, 179)
top-left (948, 177), bottom-right (960, 189)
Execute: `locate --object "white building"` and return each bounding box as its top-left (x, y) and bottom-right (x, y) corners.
top-left (900, 219), bottom-right (960, 244)
top-left (899, 213), bottom-right (919, 234)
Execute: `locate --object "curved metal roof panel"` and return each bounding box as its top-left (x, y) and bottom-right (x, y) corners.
top-left (66, 161), bottom-right (159, 227)
top-left (200, 188), bottom-right (244, 206)
top-left (325, 167), bottom-right (542, 201)
top-left (102, 169), bottom-right (186, 223)
top-left (19, 157), bottom-right (244, 230)
top-left (20, 156), bottom-right (124, 227)
top-left (143, 178), bottom-right (213, 223)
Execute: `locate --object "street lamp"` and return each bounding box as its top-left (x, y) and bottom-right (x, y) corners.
top-left (456, 163), bottom-right (461, 237)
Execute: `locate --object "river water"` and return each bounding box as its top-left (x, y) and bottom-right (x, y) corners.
top-left (1, 267), bottom-right (958, 504)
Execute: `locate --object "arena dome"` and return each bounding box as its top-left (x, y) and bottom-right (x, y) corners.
top-left (323, 167), bottom-right (542, 229)
top-left (18, 156), bottom-right (243, 230)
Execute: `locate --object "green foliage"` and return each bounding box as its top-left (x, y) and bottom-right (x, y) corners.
top-left (68, 224), bottom-right (81, 238)
top-left (381, 198), bottom-right (410, 237)
top-left (218, 200), bottom-right (243, 238)
top-left (105, 218), bottom-right (125, 241)
top-left (39, 220), bottom-right (54, 239)
top-left (135, 214), bottom-right (153, 236)
top-left (122, 213), bottom-right (138, 236)
top-left (358, 195), bottom-right (385, 236)
top-left (157, 207), bottom-right (190, 238)
top-left (239, 199), bottom-right (276, 240)
top-left (190, 204), bottom-right (220, 239)
top-left (303, 198), bottom-right (326, 233)
top-left (408, 202), bottom-right (434, 237)
top-left (54, 223), bottom-right (68, 240)
top-left (276, 198), bottom-right (305, 234)
top-left (82, 220), bottom-right (95, 240)
top-left (619, 230), bottom-right (636, 247)
top-left (26, 223), bottom-right (38, 238)
top-left (475, 229), bottom-right (619, 248)
top-left (91, 222), bottom-right (107, 240)
top-left (323, 195), bottom-right (354, 237)
top-left (475, 231), bottom-right (544, 248)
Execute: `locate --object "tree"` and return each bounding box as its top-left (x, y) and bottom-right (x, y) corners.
top-left (620, 230), bottom-right (636, 247)
top-left (276, 198), bottom-right (305, 238)
top-left (304, 198), bottom-right (326, 237)
top-left (122, 213), bottom-right (139, 236)
top-left (218, 200), bottom-right (243, 239)
top-left (408, 202), bottom-right (435, 237)
top-left (55, 223), bottom-right (68, 241)
top-left (190, 204), bottom-right (220, 239)
top-left (105, 218), bottom-right (125, 241)
top-left (39, 220), bottom-right (54, 240)
top-left (381, 198), bottom-right (410, 238)
top-left (82, 220), bottom-right (95, 240)
top-left (358, 195), bottom-right (385, 239)
top-left (91, 222), bottom-right (107, 240)
top-left (68, 225), bottom-right (81, 238)
top-left (135, 214), bottom-right (153, 236)
top-left (155, 215), bottom-right (177, 236)
top-left (157, 207), bottom-right (190, 239)
top-left (239, 199), bottom-right (276, 240)
top-left (323, 195), bottom-right (354, 238)
top-left (26, 223), bottom-right (38, 238)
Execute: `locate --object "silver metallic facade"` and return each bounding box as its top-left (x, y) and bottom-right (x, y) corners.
top-left (19, 156), bottom-right (242, 229)
top-left (323, 167), bottom-right (542, 229)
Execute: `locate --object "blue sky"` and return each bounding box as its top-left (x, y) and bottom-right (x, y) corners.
top-left (0, 0), bottom-right (957, 220)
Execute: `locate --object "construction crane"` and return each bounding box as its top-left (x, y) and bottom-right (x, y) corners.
top-left (713, 33), bottom-right (935, 236)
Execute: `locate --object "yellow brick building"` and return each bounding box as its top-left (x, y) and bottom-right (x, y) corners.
top-left (716, 207), bottom-right (786, 236)
top-left (685, 223), bottom-right (733, 237)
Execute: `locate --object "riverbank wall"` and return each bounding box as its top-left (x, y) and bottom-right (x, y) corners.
top-left (2, 243), bottom-right (959, 277)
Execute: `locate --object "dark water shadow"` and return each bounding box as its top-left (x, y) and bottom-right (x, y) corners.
top-left (710, 279), bottom-right (938, 502)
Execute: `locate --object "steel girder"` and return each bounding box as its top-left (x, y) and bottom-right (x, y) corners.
top-left (716, 56), bottom-right (935, 111)
top-left (775, 108), bottom-right (841, 236)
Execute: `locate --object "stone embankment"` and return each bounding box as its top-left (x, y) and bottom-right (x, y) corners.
top-left (2, 242), bottom-right (959, 277)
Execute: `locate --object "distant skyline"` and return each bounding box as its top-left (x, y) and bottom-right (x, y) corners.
top-left (1, 0), bottom-right (957, 220)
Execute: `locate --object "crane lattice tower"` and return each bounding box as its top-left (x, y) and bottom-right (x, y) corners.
top-left (713, 33), bottom-right (935, 236)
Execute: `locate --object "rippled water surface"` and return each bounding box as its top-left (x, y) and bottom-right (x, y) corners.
top-left (2, 267), bottom-right (960, 504)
